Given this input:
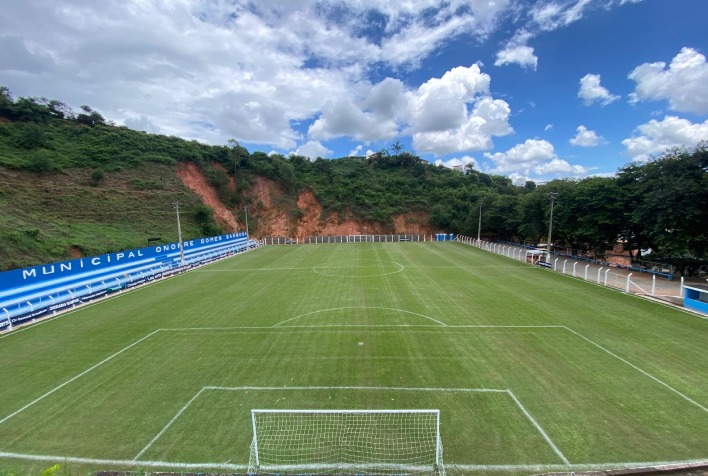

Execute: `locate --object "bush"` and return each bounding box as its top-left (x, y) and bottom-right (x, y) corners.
top-left (26, 150), bottom-right (53, 173)
top-left (89, 168), bottom-right (105, 186)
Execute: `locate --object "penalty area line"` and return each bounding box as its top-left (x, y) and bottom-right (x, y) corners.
top-left (563, 327), bottom-right (708, 413)
top-left (505, 390), bottom-right (569, 465)
top-left (134, 385), bottom-right (510, 464)
top-left (0, 329), bottom-right (162, 426)
top-left (134, 388), bottom-right (207, 461)
top-left (203, 385), bottom-right (509, 393)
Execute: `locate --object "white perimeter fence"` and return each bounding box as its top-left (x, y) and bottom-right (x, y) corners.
top-left (263, 235), bottom-right (443, 245)
top-left (455, 236), bottom-right (686, 300)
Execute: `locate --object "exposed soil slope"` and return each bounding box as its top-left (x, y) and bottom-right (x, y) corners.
top-left (176, 162), bottom-right (239, 232)
top-left (176, 164), bottom-right (434, 238)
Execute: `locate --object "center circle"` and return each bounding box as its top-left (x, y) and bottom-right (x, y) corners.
top-left (312, 260), bottom-right (404, 277)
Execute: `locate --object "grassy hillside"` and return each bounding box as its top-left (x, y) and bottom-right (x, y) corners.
top-left (0, 94), bottom-right (513, 272)
top-left (2, 90), bottom-right (705, 275)
top-left (0, 164), bottom-right (210, 271)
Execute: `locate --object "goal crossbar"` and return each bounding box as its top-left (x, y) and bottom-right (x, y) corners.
top-left (249, 409), bottom-right (444, 475)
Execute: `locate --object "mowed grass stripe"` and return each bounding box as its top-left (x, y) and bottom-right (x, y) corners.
top-left (0, 243), bottom-right (706, 474)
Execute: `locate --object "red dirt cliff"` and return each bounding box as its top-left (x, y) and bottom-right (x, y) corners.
top-left (176, 163), bottom-right (434, 238)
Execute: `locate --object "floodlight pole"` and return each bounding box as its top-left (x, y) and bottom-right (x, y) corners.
top-left (477, 203), bottom-right (482, 243)
top-left (547, 192), bottom-right (558, 261)
top-left (174, 202), bottom-right (186, 267)
top-left (244, 205), bottom-right (249, 237)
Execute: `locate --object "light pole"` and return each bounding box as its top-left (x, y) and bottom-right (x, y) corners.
top-left (547, 192), bottom-right (558, 261)
top-left (174, 202), bottom-right (186, 266)
top-left (244, 205), bottom-right (249, 236)
top-left (477, 203), bottom-right (482, 243)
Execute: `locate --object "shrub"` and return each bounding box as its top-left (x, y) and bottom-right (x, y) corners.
top-left (89, 168), bottom-right (105, 186)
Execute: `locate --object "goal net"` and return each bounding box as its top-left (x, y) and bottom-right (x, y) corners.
top-left (347, 235), bottom-right (373, 243)
top-left (248, 409), bottom-right (444, 475)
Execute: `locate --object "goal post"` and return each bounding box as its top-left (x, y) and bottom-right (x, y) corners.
top-left (248, 409), bottom-right (444, 475)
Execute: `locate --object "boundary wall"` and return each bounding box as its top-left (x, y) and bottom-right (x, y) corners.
top-left (0, 233), bottom-right (259, 331)
top-left (455, 236), bottom-right (688, 306)
top-left (263, 234), bottom-right (453, 244)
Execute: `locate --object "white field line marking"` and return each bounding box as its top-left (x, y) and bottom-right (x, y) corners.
top-left (195, 267), bottom-right (313, 272)
top-left (505, 390), bottom-right (569, 465)
top-left (268, 325), bottom-right (449, 329)
top-left (447, 325), bottom-right (566, 329)
top-left (0, 451), bottom-right (246, 471)
top-left (0, 277), bottom-right (171, 340)
top-left (563, 327), bottom-right (708, 413)
top-left (4, 325), bottom-right (704, 466)
top-left (133, 386), bottom-right (508, 464)
top-left (133, 387), bottom-right (208, 461)
top-left (0, 248), bottom-right (265, 338)
top-left (158, 325), bottom-right (565, 331)
top-left (272, 306), bottom-right (448, 327)
top-left (312, 261), bottom-right (405, 278)
top-left (162, 326), bottom-right (273, 330)
top-left (451, 460), bottom-right (708, 471)
top-left (0, 329), bottom-right (162, 426)
top-left (204, 386), bottom-right (508, 393)
top-left (1, 451), bottom-right (707, 473)
top-left (262, 325), bottom-right (570, 330)
top-left (313, 264), bottom-right (404, 270)
top-left (138, 386), bottom-right (565, 464)
top-left (0, 248), bottom-right (260, 339)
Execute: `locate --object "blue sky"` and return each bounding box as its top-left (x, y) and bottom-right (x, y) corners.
top-left (1, 0), bottom-right (707, 183)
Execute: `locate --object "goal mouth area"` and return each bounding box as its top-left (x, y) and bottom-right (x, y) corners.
top-left (251, 461), bottom-right (444, 475)
top-left (249, 409), bottom-right (444, 476)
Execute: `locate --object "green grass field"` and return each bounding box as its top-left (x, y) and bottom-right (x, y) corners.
top-left (0, 242), bottom-right (706, 476)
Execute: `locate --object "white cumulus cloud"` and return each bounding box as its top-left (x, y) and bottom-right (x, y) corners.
top-left (495, 29), bottom-right (538, 70)
top-left (409, 64), bottom-right (491, 133)
top-left (484, 138), bottom-right (590, 177)
top-left (621, 115), bottom-right (708, 161)
top-left (434, 155), bottom-right (480, 171)
top-left (413, 97), bottom-right (513, 155)
top-left (308, 96), bottom-right (398, 142)
top-left (124, 115), bottom-right (160, 134)
top-left (531, 0), bottom-right (593, 31)
top-left (495, 45), bottom-right (538, 70)
top-left (569, 125), bottom-right (604, 146)
top-left (291, 140), bottom-right (332, 160)
top-left (534, 158), bottom-right (589, 175)
top-left (628, 47), bottom-right (708, 115)
top-left (578, 73), bottom-right (619, 106)
top-left (309, 63), bottom-right (511, 155)
top-left (484, 139), bottom-right (557, 173)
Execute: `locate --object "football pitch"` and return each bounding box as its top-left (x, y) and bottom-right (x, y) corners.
top-left (0, 242), bottom-right (706, 475)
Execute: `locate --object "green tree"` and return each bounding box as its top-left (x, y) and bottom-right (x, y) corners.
top-left (391, 140), bottom-right (404, 155)
top-left (618, 144), bottom-right (708, 259)
top-left (0, 85), bottom-right (13, 118)
top-left (76, 105), bottom-right (106, 127)
top-left (17, 123), bottom-right (47, 149)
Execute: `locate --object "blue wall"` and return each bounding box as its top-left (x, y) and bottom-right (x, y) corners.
top-left (0, 233), bottom-right (255, 329)
top-left (684, 287), bottom-right (708, 315)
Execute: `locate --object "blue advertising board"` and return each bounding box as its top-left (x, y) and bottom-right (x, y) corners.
top-left (1, 233), bottom-right (255, 327)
